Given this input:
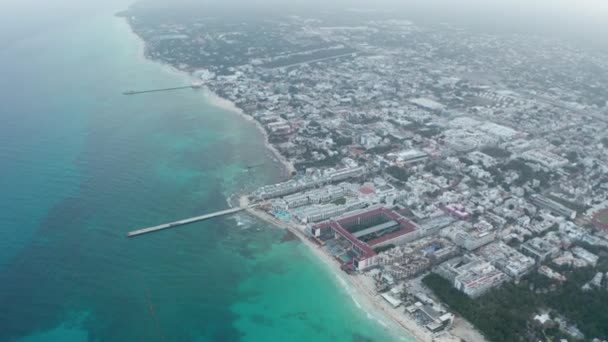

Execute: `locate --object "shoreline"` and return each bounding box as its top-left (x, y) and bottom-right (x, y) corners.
top-left (203, 90), bottom-right (296, 178)
top-left (245, 206), bottom-right (431, 342)
top-left (120, 15), bottom-right (480, 342)
top-left (121, 17), bottom-right (295, 179)
top-left (123, 16), bottom-right (424, 341)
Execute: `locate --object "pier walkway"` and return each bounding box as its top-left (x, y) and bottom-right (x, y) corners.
top-left (128, 206), bottom-right (248, 237)
top-left (123, 85), bottom-right (201, 96)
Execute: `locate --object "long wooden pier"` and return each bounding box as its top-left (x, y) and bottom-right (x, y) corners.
top-left (127, 207), bottom-right (245, 237)
top-left (123, 85), bottom-right (200, 96)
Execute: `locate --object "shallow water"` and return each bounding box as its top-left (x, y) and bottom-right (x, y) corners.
top-left (0, 2), bottom-right (405, 341)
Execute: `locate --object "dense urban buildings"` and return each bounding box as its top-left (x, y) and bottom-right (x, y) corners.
top-left (124, 3), bottom-right (608, 341)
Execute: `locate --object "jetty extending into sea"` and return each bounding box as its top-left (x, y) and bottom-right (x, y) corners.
top-left (127, 204), bottom-right (259, 237)
top-left (123, 83), bottom-right (202, 96)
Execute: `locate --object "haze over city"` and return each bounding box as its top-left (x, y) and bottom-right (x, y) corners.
top-left (1, 0), bottom-right (607, 341)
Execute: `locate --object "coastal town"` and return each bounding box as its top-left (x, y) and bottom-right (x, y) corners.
top-left (123, 3), bottom-right (608, 342)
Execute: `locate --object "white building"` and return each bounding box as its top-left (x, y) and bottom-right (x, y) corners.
top-left (571, 246), bottom-right (599, 267)
top-left (478, 242), bottom-right (535, 279)
top-left (520, 237), bottom-right (561, 263)
top-left (437, 255), bottom-right (509, 298)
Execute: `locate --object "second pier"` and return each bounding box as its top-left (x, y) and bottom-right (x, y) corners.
top-left (123, 84), bottom-right (202, 96)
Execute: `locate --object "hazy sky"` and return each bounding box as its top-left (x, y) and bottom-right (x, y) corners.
top-left (129, 0), bottom-right (608, 14)
top-left (2, 0), bottom-right (607, 22)
top-left (124, 0), bottom-right (607, 50)
top-left (2, 0), bottom-right (607, 13)
top-left (1, 0), bottom-right (607, 51)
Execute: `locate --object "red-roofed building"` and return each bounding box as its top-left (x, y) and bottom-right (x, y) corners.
top-left (359, 185), bottom-right (375, 195)
top-left (311, 206), bottom-right (420, 270)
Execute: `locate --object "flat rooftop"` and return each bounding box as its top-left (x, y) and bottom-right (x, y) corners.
top-left (314, 206), bottom-right (419, 259)
top-left (353, 220), bottom-right (399, 238)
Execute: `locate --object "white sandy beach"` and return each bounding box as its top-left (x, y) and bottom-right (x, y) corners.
top-left (245, 206), bottom-right (433, 342)
top-left (204, 90), bottom-right (297, 177)
top-left (243, 204), bottom-right (488, 342)
top-left (123, 17), bottom-right (296, 178)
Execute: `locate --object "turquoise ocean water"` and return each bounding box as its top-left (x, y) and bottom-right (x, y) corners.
top-left (0, 2), bottom-right (408, 341)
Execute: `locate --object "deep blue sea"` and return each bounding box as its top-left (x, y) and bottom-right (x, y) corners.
top-left (0, 1), bottom-right (403, 341)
